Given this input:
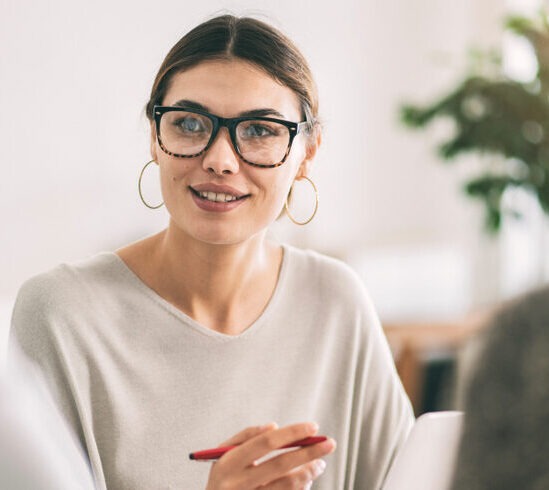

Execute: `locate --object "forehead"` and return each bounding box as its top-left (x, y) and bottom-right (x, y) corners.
top-left (162, 59), bottom-right (302, 120)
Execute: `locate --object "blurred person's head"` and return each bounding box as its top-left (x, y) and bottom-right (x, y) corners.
top-left (452, 286), bottom-right (549, 490)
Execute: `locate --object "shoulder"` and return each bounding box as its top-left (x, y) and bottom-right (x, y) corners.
top-left (283, 245), bottom-right (377, 320)
top-left (14, 253), bottom-right (121, 309)
top-left (284, 245), bottom-right (369, 298)
top-left (11, 253), bottom-right (123, 343)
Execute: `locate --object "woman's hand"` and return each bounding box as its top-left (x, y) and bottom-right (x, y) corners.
top-left (205, 422), bottom-right (336, 490)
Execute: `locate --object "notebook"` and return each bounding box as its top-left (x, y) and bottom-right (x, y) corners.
top-left (381, 411), bottom-right (464, 490)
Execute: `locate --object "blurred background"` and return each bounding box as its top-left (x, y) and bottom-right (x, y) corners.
top-left (2, 0), bottom-right (548, 413)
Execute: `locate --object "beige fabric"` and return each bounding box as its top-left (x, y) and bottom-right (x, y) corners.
top-left (11, 245), bottom-right (413, 490)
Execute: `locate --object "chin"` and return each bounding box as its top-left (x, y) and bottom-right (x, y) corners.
top-left (170, 213), bottom-right (270, 247)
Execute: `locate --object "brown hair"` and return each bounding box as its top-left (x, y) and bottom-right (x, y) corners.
top-left (145, 15), bottom-right (319, 140)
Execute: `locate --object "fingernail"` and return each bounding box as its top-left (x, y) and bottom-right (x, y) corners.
top-left (308, 422), bottom-right (319, 432)
top-left (326, 438), bottom-right (337, 450)
top-left (260, 422), bottom-right (277, 430)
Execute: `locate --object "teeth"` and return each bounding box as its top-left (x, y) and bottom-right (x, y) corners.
top-left (199, 191), bottom-right (240, 203)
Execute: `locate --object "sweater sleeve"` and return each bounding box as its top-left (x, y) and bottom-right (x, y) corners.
top-left (356, 295), bottom-right (415, 489)
top-left (319, 257), bottom-right (415, 489)
top-left (9, 272), bottom-right (107, 490)
top-left (10, 274), bottom-right (82, 433)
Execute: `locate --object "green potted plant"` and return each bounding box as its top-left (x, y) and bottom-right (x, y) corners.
top-left (400, 11), bottom-right (549, 233)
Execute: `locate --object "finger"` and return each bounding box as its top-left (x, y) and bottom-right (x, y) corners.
top-left (218, 422), bottom-right (278, 446)
top-left (223, 422), bottom-right (320, 468)
top-left (266, 459), bottom-right (327, 490)
top-left (248, 438), bottom-right (335, 487)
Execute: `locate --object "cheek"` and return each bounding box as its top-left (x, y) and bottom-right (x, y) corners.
top-left (158, 159), bottom-right (192, 201)
top-left (160, 158), bottom-right (192, 182)
top-left (262, 170), bottom-right (297, 211)
top-left (278, 174), bottom-right (295, 199)
top-left (279, 156), bottom-right (305, 193)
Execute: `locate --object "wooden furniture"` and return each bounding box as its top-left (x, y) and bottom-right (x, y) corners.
top-left (383, 311), bottom-right (491, 414)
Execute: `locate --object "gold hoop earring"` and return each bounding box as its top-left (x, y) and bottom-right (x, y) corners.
top-left (284, 176), bottom-right (319, 225)
top-left (138, 160), bottom-right (164, 209)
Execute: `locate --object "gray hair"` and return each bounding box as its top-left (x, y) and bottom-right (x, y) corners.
top-left (452, 286), bottom-right (549, 490)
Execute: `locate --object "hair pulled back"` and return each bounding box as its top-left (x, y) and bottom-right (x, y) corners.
top-left (145, 15), bottom-right (319, 139)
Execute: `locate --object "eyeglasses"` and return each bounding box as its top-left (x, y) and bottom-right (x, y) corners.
top-left (153, 105), bottom-right (309, 168)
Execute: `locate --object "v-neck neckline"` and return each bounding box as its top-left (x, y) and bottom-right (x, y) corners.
top-left (105, 244), bottom-right (291, 342)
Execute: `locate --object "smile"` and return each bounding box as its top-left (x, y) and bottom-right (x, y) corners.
top-left (189, 186), bottom-right (250, 211)
top-left (196, 190), bottom-right (242, 202)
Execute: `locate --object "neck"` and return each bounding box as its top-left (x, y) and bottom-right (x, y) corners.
top-left (147, 222), bottom-right (282, 335)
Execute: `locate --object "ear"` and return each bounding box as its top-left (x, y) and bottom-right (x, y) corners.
top-left (296, 129), bottom-right (322, 179)
top-left (150, 122), bottom-right (159, 162)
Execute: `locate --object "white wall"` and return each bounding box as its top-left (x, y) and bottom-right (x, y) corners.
top-left (2, 0), bottom-right (512, 328)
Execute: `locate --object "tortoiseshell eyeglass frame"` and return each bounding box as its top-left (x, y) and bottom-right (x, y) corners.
top-left (153, 105), bottom-right (309, 168)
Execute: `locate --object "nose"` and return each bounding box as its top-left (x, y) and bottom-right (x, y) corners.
top-left (201, 127), bottom-right (240, 175)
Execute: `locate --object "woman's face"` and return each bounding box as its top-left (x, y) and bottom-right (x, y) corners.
top-left (151, 59), bottom-right (315, 246)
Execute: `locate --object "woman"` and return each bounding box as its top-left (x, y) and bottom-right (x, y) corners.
top-left (11, 15), bottom-right (414, 490)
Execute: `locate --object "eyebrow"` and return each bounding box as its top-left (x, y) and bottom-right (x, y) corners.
top-left (171, 99), bottom-right (288, 119)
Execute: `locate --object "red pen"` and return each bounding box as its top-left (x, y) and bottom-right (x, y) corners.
top-left (189, 436), bottom-right (327, 461)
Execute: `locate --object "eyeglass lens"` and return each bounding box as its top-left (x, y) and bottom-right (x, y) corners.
top-left (159, 110), bottom-right (291, 166)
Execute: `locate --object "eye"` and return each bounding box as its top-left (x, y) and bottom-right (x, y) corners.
top-left (173, 115), bottom-right (207, 133)
top-left (241, 122), bottom-right (279, 138)
top-left (245, 124), bottom-right (271, 137)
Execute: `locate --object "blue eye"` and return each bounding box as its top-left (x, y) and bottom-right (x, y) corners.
top-left (240, 122), bottom-right (283, 139)
top-left (246, 125), bottom-right (271, 137)
top-left (175, 116), bottom-right (206, 133)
